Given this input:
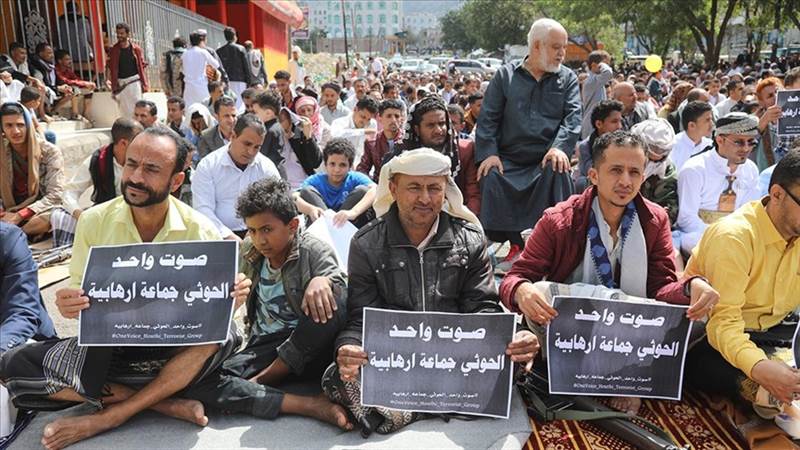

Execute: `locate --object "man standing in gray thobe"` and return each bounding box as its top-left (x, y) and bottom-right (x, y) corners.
top-left (476, 18), bottom-right (580, 261)
top-left (580, 50), bottom-right (613, 139)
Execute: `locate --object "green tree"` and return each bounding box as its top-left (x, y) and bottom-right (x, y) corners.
top-left (440, 9), bottom-right (476, 51)
top-left (610, 1), bottom-right (691, 58)
top-left (787, 0), bottom-right (800, 31)
top-left (460, 0), bottom-right (539, 51)
top-left (675, 0), bottom-right (739, 68)
top-left (535, 0), bottom-right (625, 59)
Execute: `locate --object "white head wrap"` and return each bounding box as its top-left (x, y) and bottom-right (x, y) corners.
top-left (185, 102), bottom-right (217, 129)
top-left (374, 148), bottom-right (481, 228)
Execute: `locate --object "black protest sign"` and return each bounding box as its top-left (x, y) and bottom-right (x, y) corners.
top-left (777, 89), bottom-right (800, 136)
top-left (546, 296), bottom-right (692, 400)
top-left (78, 241), bottom-right (237, 346)
top-left (360, 308), bottom-right (516, 418)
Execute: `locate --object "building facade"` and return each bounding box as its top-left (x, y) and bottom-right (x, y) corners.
top-left (403, 12), bottom-right (443, 50)
top-left (299, 0), bottom-right (403, 39)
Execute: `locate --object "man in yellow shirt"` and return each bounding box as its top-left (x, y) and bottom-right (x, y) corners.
top-left (684, 150), bottom-right (800, 429)
top-left (0, 127), bottom-right (252, 450)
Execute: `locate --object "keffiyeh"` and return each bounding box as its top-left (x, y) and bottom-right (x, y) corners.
top-left (374, 148), bottom-right (480, 228)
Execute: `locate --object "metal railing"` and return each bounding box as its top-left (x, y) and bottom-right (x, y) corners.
top-left (104, 0), bottom-right (227, 91)
top-left (1, 0), bottom-right (227, 91)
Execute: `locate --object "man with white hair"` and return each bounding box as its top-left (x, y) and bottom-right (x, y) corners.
top-left (325, 148), bottom-right (539, 434)
top-left (476, 18), bottom-right (579, 264)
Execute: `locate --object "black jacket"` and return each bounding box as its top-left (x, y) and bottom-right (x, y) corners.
top-left (335, 204), bottom-right (501, 351)
top-left (28, 55), bottom-right (58, 90)
top-left (259, 120), bottom-right (322, 177)
top-left (216, 41), bottom-right (252, 85)
top-left (260, 118), bottom-right (286, 170)
top-left (197, 125), bottom-right (227, 160)
top-left (88, 144), bottom-right (117, 205)
top-left (286, 125), bottom-right (322, 176)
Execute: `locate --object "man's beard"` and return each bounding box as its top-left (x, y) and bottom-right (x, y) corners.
top-left (539, 52), bottom-right (561, 73)
top-left (421, 138), bottom-right (446, 152)
top-left (121, 180), bottom-right (172, 207)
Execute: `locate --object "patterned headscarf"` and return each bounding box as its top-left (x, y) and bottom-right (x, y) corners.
top-left (715, 112), bottom-right (759, 136)
top-left (0, 102), bottom-right (42, 210)
top-left (397, 94), bottom-right (461, 178)
top-left (374, 148), bottom-right (480, 228)
top-left (294, 95), bottom-right (322, 142)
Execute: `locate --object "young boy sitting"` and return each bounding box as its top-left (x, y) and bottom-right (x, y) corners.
top-left (186, 178), bottom-right (352, 429)
top-left (295, 138), bottom-right (376, 228)
top-left (19, 86), bottom-right (56, 144)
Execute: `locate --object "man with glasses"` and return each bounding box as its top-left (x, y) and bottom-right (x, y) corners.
top-left (675, 113), bottom-right (762, 255)
top-left (683, 150), bottom-right (800, 439)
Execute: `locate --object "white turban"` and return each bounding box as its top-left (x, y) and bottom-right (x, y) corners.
top-left (373, 148), bottom-right (481, 228)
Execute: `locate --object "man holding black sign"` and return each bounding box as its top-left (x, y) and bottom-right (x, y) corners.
top-left (326, 148), bottom-right (539, 434)
top-left (684, 152), bottom-right (800, 437)
top-left (500, 131), bottom-right (718, 413)
top-left (0, 127), bottom-right (251, 450)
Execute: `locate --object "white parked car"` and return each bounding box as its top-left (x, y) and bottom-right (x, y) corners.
top-left (400, 59), bottom-right (423, 72)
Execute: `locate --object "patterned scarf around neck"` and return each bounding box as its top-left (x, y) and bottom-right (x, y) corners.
top-left (587, 201), bottom-right (637, 289)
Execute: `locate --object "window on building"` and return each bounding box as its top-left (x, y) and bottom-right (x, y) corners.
top-left (333, 15), bottom-right (340, 24)
top-left (357, 15), bottom-right (362, 23)
top-left (380, 14), bottom-right (386, 24)
top-left (367, 1), bottom-right (373, 9)
top-left (379, 1), bottom-right (386, 8)
top-left (393, 15), bottom-right (398, 24)
top-left (367, 14), bottom-right (373, 23)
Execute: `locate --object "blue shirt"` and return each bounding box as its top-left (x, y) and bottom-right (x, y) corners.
top-left (1, 223), bottom-right (56, 352)
top-left (255, 260), bottom-right (298, 337)
top-left (301, 171), bottom-right (373, 211)
top-left (759, 164), bottom-right (776, 197)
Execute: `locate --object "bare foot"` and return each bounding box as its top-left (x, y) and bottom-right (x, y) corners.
top-left (609, 396), bottom-right (642, 415)
top-left (305, 395), bottom-right (353, 430)
top-left (41, 413), bottom-right (117, 450)
top-left (157, 398), bottom-right (208, 426)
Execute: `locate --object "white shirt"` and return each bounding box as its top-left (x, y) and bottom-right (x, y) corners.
top-left (330, 113), bottom-right (377, 165)
top-left (670, 131), bottom-right (712, 172)
top-left (181, 46), bottom-right (219, 85)
top-left (320, 102), bottom-right (351, 125)
top-left (344, 94), bottom-right (362, 111)
top-left (0, 79), bottom-right (25, 103)
top-left (715, 97), bottom-right (737, 117)
top-left (191, 144), bottom-right (280, 236)
top-left (282, 138), bottom-right (307, 190)
top-left (371, 59), bottom-right (383, 75)
top-left (289, 59), bottom-right (305, 85)
top-left (676, 148), bottom-right (760, 251)
top-left (62, 151), bottom-right (124, 215)
top-left (440, 88), bottom-right (456, 104)
top-left (417, 215), bottom-right (440, 250)
top-left (7, 57), bottom-right (29, 76)
top-left (708, 92), bottom-right (726, 106)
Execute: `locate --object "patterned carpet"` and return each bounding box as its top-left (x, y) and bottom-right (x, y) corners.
top-left (525, 391), bottom-right (749, 450)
